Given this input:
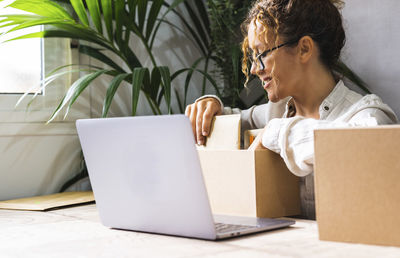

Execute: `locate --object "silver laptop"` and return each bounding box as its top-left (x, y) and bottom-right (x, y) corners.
top-left (76, 115), bottom-right (294, 240)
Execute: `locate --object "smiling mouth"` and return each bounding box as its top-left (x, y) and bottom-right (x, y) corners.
top-left (263, 77), bottom-right (272, 89)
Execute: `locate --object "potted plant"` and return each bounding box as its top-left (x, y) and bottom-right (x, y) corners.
top-left (0, 0), bottom-right (222, 121)
top-left (0, 0), bottom-right (222, 191)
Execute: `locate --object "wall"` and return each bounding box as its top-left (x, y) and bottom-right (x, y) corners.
top-left (0, 38), bottom-right (88, 200)
top-left (341, 0), bottom-right (400, 117)
top-left (0, 123), bottom-right (81, 198)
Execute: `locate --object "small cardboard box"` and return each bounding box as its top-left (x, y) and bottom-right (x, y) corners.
top-left (198, 148), bottom-right (301, 218)
top-left (314, 126), bottom-right (400, 247)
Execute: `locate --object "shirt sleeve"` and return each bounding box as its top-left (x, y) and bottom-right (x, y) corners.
top-left (195, 95), bottom-right (288, 132)
top-left (262, 108), bottom-right (398, 177)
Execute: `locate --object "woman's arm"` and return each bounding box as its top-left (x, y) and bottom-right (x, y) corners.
top-left (186, 95), bottom-right (288, 145)
top-left (262, 106), bottom-right (398, 177)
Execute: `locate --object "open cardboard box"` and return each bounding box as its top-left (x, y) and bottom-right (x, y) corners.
top-left (314, 126), bottom-right (400, 247)
top-left (198, 149), bottom-right (300, 218)
top-left (196, 114), bottom-right (300, 218)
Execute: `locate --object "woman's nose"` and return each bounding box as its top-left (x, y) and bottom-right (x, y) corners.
top-left (250, 61), bottom-right (264, 75)
top-left (250, 62), bottom-right (257, 75)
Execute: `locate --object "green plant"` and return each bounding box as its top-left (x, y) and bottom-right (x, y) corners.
top-left (0, 0), bottom-right (221, 121)
top-left (0, 0), bottom-right (223, 191)
top-left (207, 0), bottom-right (253, 108)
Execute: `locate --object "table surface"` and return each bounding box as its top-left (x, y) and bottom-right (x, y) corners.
top-left (1, 204), bottom-right (400, 258)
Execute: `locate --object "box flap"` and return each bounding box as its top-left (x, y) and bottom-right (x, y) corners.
top-left (197, 114), bottom-right (240, 150)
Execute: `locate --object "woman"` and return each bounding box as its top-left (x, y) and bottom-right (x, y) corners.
top-left (185, 0), bottom-right (398, 219)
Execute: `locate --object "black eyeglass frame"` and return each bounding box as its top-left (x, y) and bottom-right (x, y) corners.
top-left (253, 38), bottom-right (300, 70)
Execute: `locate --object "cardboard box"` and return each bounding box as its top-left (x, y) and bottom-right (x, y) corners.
top-left (198, 148), bottom-right (301, 218)
top-left (314, 126), bottom-right (400, 247)
top-left (197, 114), bottom-right (241, 150)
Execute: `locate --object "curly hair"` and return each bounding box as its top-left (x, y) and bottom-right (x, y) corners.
top-left (241, 0), bottom-right (346, 86)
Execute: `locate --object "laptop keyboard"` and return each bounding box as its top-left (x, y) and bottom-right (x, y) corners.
top-left (214, 222), bottom-right (257, 234)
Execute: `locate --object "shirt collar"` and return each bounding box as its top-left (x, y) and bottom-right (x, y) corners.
top-left (284, 80), bottom-right (347, 119)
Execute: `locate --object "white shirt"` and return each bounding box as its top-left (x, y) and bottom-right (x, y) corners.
top-left (198, 80), bottom-right (398, 218)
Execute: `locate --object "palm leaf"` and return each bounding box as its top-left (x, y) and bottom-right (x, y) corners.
top-left (145, 0), bottom-right (163, 40)
top-left (8, 0), bottom-right (73, 19)
top-left (70, 0), bottom-right (89, 26)
top-left (100, 0), bottom-right (113, 40)
top-left (122, 46), bottom-right (143, 70)
top-left (158, 66), bottom-right (172, 114)
top-left (79, 44), bottom-right (125, 73)
top-left (102, 73), bottom-right (132, 117)
top-left (174, 88), bottom-right (184, 113)
top-left (182, 57), bottom-right (204, 106)
top-left (183, 1), bottom-right (209, 50)
top-left (86, 0), bottom-right (102, 34)
top-left (2, 18), bottom-right (74, 33)
top-left (45, 63), bottom-right (102, 77)
top-left (142, 66), bottom-right (151, 92)
top-left (193, 0), bottom-right (209, 35)
top-left (114, 0), bottom-right (123, 46)
top-left (164, 2), bottom-right (209, 55)
top-left (16, 68), bottom-right (90, 108)
top-left (142, 91), bottom-right (162, 115)
top-left (149, 0), bottom-right (187, 49)
top-left (48, 69), bottom-right (108, 123)
top-left (120, 12), bottom-right (157, 67)
top-left (131, 67), bottom-right (148, 116)
top-left (171, 67), bottom-right (222, 97)
top-left (127, 0), bottom-right (137, 22)
top-left (65, 69), bottom-right (109, 118)
top-left (67, 70), bottom-right (108, 108)
top-left (3, 26), bottom-right (115, 53)
top-left (122, 0), bottom-right (135, 52)
top-left (0, 14), bottom-right (112, 50)
top-left (0, 14), bottom-right (50, 24)
top-left (149, 66), bottom-right (161, 100)
top-left (154, 18), bottom-right (201, 53)
top-left (137, 0), bottom-right (148, 33)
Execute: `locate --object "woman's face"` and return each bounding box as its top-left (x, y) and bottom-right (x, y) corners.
top-left (248, 20), bottom-right (300, 102)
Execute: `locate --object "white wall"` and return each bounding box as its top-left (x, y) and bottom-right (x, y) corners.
top-left (0, 38), bottom-right (89, 200)
top-left (0, 123), bottom-right (81, 198)
top-left (341, 0), bottom-right (400, 117)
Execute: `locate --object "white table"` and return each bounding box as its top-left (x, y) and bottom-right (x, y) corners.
top-left (1, 204), bottom-right (399, 257)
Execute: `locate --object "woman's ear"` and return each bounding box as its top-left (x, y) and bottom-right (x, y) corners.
top-left (298, 36), bottom-right (314, 63)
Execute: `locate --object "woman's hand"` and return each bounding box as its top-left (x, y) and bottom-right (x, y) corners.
top-left (185, 97), bottom-right (222, 145)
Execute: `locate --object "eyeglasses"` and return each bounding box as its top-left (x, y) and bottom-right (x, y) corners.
top-left (251, 38), bottom-right (299, 70)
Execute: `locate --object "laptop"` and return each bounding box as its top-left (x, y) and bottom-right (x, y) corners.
top-left (76, 115), bottom-right (295, 240)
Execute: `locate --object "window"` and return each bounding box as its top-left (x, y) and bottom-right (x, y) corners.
top-left (0, 4), bottom-right (85, 123)
top-left (0, 7), bottom-right (42, 94)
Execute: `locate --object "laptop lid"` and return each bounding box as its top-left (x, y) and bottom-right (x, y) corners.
top-left (76, 115), bottom-right (217, 240)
